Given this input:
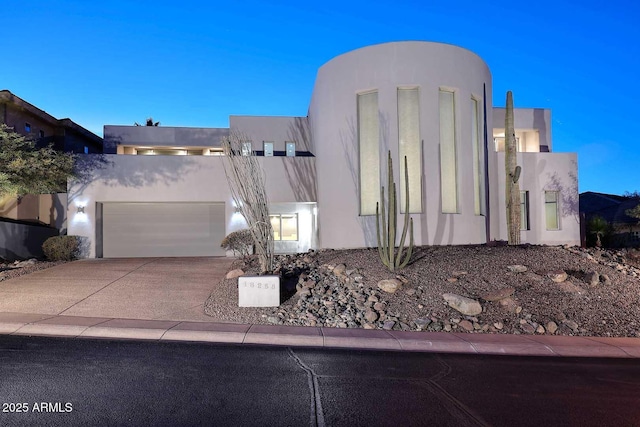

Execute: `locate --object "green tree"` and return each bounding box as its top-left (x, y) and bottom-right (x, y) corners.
top-left (0, 124), bottom-right (74, 198)
top-left (587, 215), bottom-right (610, 248)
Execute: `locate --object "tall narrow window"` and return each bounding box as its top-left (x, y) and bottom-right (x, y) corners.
top-left (439, 89), bottom-right (458, 213)
top-left (263, 141), bottom-right (274, 157)
top-left (472, 97), bottom-right (484, 215)
top-left (358, 91), bottom-right (380, 215)
top-left (545, 191), bottom-right (559, 230)
top-left (520, 191), bottom-right (529, 230)
top-left (398, 88), bottom-right (422, 213)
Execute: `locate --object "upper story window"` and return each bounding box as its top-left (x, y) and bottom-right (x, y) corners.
top-left (263, 141), bottom-right (274, 157)
top-left (25, 122), bottom-right (31, 133)
top-left (39, 130), bottom-right (45, 138)
top-left (84, 146), bottom-right (89, 154)
top-left (285, 141), bottom-right (296, 157)
top-left (241, 142), bottom-right (252, 156)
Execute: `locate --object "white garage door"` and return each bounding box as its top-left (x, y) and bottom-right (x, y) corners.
top-left (102, 202), bottom-right (226, 257)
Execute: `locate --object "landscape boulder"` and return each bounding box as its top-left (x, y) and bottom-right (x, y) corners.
top-left (378, 279), bottom-right (402, 294)
top-left (442, 293), bottom-right (482, 316)
top-left (226, 268), bottom-right (245, 279)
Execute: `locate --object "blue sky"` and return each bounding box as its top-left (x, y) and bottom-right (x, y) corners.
top-left (3, 0), bottom-right (639, 195)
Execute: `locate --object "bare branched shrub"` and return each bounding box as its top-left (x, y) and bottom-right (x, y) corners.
top-left (221, 130), bottom-right (274, 273)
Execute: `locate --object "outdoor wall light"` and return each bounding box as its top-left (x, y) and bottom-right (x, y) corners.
top-left (234, 206), bottom-right (242, 213)
top-left (77, 206), bottom-right (85, 214)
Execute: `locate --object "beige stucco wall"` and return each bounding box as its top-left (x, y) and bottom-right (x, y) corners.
top-left (0, 193), bottom-right (67, 229)
top-left (309, 41), bottom-right (493, 249)
top-left (67, 154), bottom-right (317, 257)
top-left (491, 151), bottom-right (580, 245)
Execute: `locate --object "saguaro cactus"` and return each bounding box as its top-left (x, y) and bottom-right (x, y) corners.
top-left (376, 151), bottom-right (414, 271)
top-left (505, 91), bottom-right (521, 245)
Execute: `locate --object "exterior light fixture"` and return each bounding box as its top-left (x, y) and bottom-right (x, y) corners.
top-left (77, 206), bottom-right (85, 214)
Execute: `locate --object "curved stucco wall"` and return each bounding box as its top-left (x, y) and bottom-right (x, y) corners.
top-left (309, 41), bottom-right (493, 249)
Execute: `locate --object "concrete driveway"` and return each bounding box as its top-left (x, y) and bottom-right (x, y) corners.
top-left (0, 257), bottom-right (234, 321)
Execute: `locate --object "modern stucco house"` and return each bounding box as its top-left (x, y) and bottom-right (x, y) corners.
top-left (67, 41), bottom-right (580, 258)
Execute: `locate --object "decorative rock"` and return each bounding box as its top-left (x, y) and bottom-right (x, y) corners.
top-left (521, 323), bottom-right (536, 334)
top-left (395, 275), bottom-right (409, 284)
top-left (452, 271), bottom-right (468, 277)
top-left (444, 324), bottom-right (452, 332)
top-left (600, 274), bottom-right (611, 285)
top-left (548, 270), bottom-right (568, 283)
top-left (405, 289), bottom-right (416, 296)
top-left (480, 287), bottom-right (515, 302)
top-left (333, 264), bottom-right (347, 276)
top-left (585, 271), bottom-right (600, 287)
top-left (515, 306), bottom-right (523, 314)
top-left (536, 325), bottom-right (546, 334)
top-left (563, 319), bottom-right (579, 332)
top-left (442, 293), bottom-right (482, 316)
top-left (226, 268), bottom-right (245, 279)
top-left (382, 321), bottom-right (396, 330)
top-left (378, 279), bottom-right (403, 294)
top-left (493, 322), bottom-right (504, 330)
top-left (267, 316), bottom-right (280, 324)
top-left (364, 310), bottom-right (379, 323)
top-left (414, 318), bottom-right (432, 330)
top-left (507, 265), bottom-right (528, 273)
top-left (459, 320), bottom-right (474, 331)
top-left (373, 302), bottom-right (386, 312)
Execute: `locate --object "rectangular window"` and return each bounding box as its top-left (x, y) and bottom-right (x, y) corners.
top-left (358, 91), bottom-right (380, 215)
top-left (269, 214), bottom-right (298, 241)
top-left (25, 122), bottom-right (31, 132)
top-left (84, 146), bottom-right (89, 154)
top-left (263, 141), bottom-right (274, 157)
top-left (397, 88), bottom-right (422, 213)
top-left (545, 191), bottom-right (559, 230)
top-left (241, 142), bottom-right (252, 156)
top-left (285, 141), bottom-right (296, 157)
top-left (520, 191), bottom-right (529, 230)
top-left (439, 89), bottom-right (458, 213)
top-left (472, 97), bottom-right (484, 215)
top-left (39, 130), bottom-right (45, 138)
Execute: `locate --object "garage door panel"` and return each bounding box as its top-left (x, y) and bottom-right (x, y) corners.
top-left (102, 203), bottom-right (226, 257)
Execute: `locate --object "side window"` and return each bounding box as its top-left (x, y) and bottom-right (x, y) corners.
top-left (25, 122), bottom-right (31, 133)
top-left (520, 191), bottom-right (529, 230)
top-left (545, 191), bottom-right (559, 230)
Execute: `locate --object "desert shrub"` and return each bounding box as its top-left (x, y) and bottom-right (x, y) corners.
top-left (42, 235), bottom-right (81, 261)
top-left (220, 229), bottom-right (254, 258)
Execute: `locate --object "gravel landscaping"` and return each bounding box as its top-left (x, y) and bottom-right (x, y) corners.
top-left (204, 245), bottom-right (640, 338)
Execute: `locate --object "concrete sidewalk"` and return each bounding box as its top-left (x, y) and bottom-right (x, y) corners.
top-left (1, 258), bottom-right (639, 358)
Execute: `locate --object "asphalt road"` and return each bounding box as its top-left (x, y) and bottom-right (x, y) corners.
top-left (1, 335), bottom-right (640, 426)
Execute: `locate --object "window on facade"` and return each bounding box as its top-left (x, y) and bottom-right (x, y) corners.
top-left (84, 146), bottom-right (89, 154)
top-left (545, 191), bottom-right (560, 230)
top-left (472, 97), bottom-right (484, 215)
top-left (263, 141), bottom-right (274, 157)
top-left (241, 142), bottom-right (252, 156)
top-left (520, 191), bottom-right (530, 230)
top-left (285, 141), bottom-right (296, 157)
top-left (439, 89), bottom-right (458, 213)
top-left (357, 91), bottom-right (380, 215)
top-left (270, 214), bottom-right (298, 241)
top-left (494, 136), bottom-right (521, 152)
top-left (25, 122), bottom-right (31, 132)
top-left (397, 88), bottom-right (422, 213)
top-left (39, 130), bottom-right (45, 139)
